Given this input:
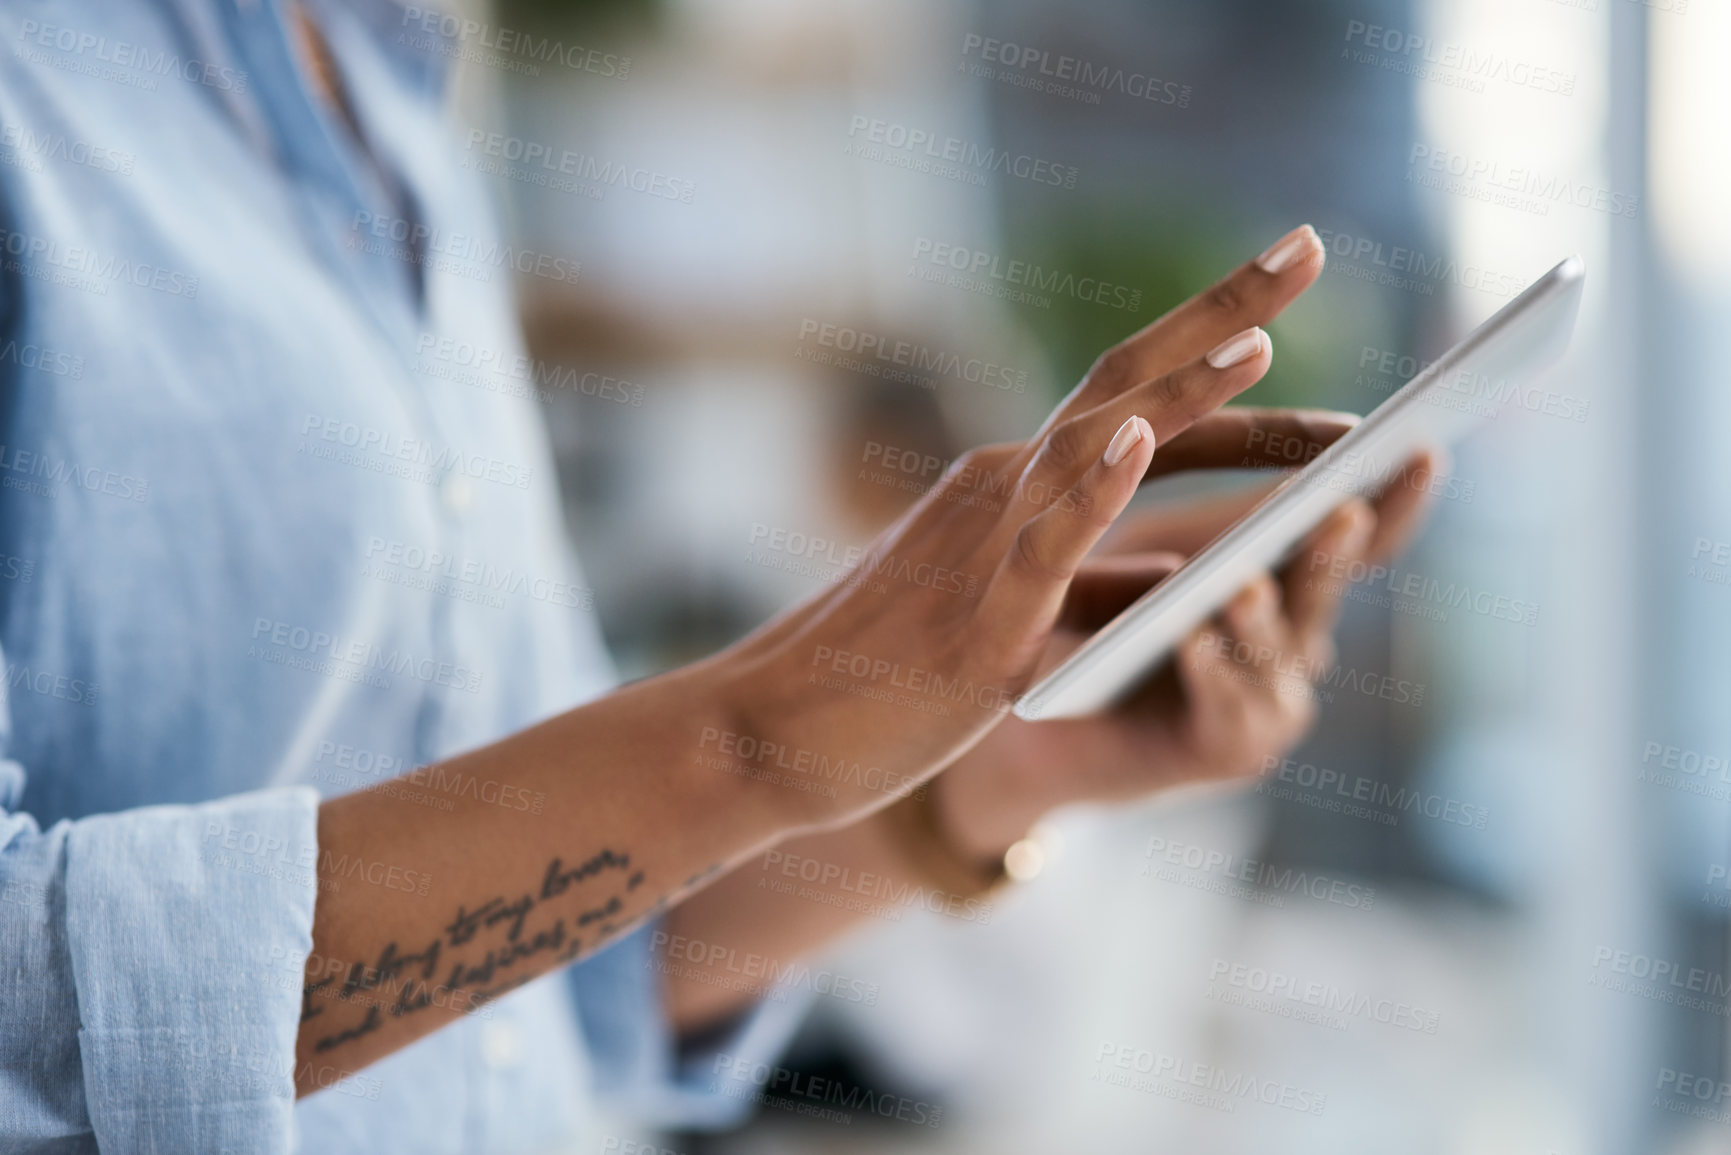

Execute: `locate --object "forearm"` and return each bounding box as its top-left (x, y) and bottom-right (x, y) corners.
top-left (294, 661), bottom-right (787, 1095)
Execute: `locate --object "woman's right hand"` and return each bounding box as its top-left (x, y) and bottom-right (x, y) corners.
top-left (711, 224), bottom-right (1348, 833)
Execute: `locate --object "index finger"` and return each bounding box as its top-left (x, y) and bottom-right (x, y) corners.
top-left (1068, 225), bottom-right (1328, 415)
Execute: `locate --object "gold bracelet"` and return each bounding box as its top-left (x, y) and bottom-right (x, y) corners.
top-left (880, 782), bottom-right (1047, 899)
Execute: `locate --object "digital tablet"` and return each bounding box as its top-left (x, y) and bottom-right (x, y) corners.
top-left (1013, 255), bottom-right (1585, 721)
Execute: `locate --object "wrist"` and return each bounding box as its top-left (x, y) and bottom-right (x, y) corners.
top-left (877, 758), bottom-right (1053, 900)
top-left (878, 781), bottom-right (1007, 897)
top-left (931, 724), bottom-right (1057, 862)
top-left (684, 650), bottom-right (845, 839)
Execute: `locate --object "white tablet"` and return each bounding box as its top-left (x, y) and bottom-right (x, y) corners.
top-left (1013, 255), bottom-right (1585, 721)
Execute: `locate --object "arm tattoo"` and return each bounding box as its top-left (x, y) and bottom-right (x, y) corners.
top-left (304, 845), bottom-right (640, 1056)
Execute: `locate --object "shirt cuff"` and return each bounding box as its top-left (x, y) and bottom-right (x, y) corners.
top-left (570, 918), bottom-right (815, 1130)
top-left (63, 786), bottom-right (321, 1154)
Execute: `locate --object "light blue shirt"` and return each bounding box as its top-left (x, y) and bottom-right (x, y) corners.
top-left (0, 1), bottom-right (803, 1150)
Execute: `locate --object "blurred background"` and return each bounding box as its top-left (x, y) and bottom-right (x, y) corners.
top-left (438, 0), bottom-right (1730, 1150)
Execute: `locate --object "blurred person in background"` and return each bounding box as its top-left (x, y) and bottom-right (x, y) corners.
top-left (0, 1), bottom-right (1432, 1152)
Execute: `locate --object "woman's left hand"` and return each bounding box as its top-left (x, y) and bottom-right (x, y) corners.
top-left (928, 451), bottom-right (1439, 861)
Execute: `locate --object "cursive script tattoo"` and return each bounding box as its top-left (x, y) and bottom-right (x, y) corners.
top-left (314, 1004), bottom-right (381, 1052)
top-left (304, 845), bottom-right (637, 1056)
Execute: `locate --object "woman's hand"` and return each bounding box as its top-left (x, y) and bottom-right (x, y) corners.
top-left (927, 454), bottom-right (1440, 862)
top-left (712, 225), bottom-right (1346, 834)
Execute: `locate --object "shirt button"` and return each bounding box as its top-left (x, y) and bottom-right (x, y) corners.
top-left (440, 473), bottom-right (474, 516)
top-left (480, 1021), bottom-right (522, 1069)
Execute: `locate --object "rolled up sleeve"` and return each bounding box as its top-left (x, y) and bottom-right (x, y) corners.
top-left (1, 765), bottom-right (320, 1154)
top-left (569, 920), bottom-right (816, 1131)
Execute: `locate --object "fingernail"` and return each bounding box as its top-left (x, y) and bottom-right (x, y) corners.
top-left (1236, 576), bottom-right (1275, 616)
top-left (1255, 224), bottom-right (1321, 274)
top-left (1103, 416), bottom-right (1150, 467)
top-left (1337, 503), bottom-right (1374, 552)
top-left (1205, 326), bottom-right (1266, 369)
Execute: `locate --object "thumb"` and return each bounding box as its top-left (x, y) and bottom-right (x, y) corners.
top-left (1060, 551), bottom-right (1189, 633)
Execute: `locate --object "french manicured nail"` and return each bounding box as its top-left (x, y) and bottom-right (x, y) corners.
top-left (1255, 224), bottom-right (1320, 274)
top-left (1205, 326), bottom-right (1266, 369)
top-left (1103, 416), bottom-right (1151, 467)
